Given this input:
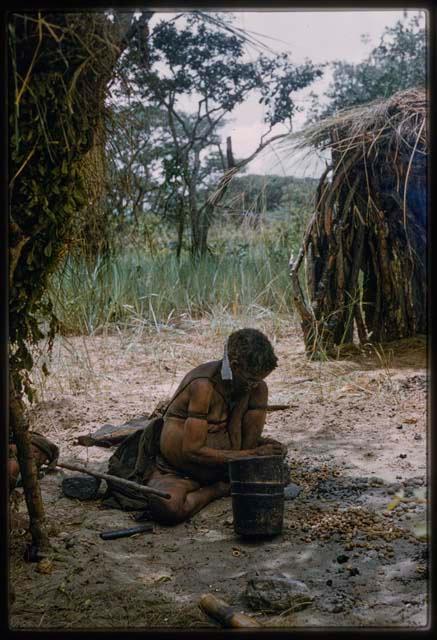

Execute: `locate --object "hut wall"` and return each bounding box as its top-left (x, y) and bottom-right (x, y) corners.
top-left (291, 133), bottom-right (427, 355)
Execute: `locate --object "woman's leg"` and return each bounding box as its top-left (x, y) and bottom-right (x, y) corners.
top-left (146, 469), bottom-right (229, 525)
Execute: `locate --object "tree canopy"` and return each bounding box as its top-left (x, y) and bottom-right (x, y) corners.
top-left (309, 15), bottom-right (426, 119)
top-left (112, 12), bottom-right (323, 256)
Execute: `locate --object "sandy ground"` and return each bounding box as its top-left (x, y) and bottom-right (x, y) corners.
top-left (9, 320), bottom-right (428, 630)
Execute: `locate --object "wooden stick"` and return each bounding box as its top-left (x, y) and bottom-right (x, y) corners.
top-left (77, 399), bottom-right (308, 449)
top-left (10, 388), bottom-right (49, 550)
top-left (266, 404), bottom-right (294, 412)
top-left (199, 594), bottom-right (262, 628)
top-left (56, 461), bottom-right (171, 500)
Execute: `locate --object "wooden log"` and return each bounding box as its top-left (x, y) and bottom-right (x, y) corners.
top-left (10, 382), bottom-right (49, 551)
top-left (199, 594), bottom-right (262, 628)
top-left (56, 461), bottom-right (171, 499)
top-left (266, 404), bottom-right (293, 412)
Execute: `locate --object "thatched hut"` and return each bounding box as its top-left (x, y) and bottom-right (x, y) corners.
top-left (288, 87), bottom-right (427, 356)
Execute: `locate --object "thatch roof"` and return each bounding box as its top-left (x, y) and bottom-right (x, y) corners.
top-left (288, 86), bottom-right (427, 160)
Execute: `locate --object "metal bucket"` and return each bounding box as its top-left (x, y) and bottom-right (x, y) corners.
top-left (228, 455), bottom-right (284, 537)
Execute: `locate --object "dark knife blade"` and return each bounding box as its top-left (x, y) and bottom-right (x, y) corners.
top-left (100, 522), bottom-right (154, 540)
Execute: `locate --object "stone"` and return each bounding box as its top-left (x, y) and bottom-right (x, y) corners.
top-left (65, 536), bottom-right (76, 549)
top-left (62, 475), bottom-right (101, 500)
top-left (284, 483), bottom-right (301, 500)
top-left (244, 572), bottom-right (313, 613)
top-left (336, 554), bottom-right (349, 564)
top-left (331, 604), bottom-right (344, 613)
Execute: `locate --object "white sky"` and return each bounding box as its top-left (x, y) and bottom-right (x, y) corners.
top-left (149, 9), bottom-right (426, 177)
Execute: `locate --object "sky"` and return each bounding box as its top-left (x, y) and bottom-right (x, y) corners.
top-left (148, 9), bottom-right (425, 177)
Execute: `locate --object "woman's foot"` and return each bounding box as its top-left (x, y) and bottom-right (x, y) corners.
top-left (213, 480), bottom-right (231, 498)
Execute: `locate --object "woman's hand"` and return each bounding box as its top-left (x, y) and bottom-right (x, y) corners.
top-left (254, 442), bottom-right (285, 457)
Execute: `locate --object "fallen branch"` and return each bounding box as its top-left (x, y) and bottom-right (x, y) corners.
top-left (199, 593), bottom-right (262, 628)
top-left (266, 404), bottom-right (293, 412)
top-left (56, 461), bottom-right (171, 499)
top-left (289, 377), bottom-right (316, 385)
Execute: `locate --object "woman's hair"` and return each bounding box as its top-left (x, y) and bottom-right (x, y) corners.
top-left (227, 328), bottom-right (278, 377)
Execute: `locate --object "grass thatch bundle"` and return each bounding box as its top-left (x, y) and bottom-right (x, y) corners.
top-left (285, 87), bottom-right (427, 356)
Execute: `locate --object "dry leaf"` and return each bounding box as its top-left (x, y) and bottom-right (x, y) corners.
top-left (36, 559), bottom-right (54, 575)
top-left (386, 496), bottom-right (402, 511)
top-left (155, 574), bottom-right (172, 583)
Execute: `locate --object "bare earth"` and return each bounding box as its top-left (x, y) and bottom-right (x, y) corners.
top-left (9, 320), bottom-right (428, 630)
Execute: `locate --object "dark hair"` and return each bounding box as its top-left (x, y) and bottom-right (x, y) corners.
top-left (227, 328), bottom-right (278, 376)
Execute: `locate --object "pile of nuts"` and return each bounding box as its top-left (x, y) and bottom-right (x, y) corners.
top-left (287, 459), bottom-right (340, 493)
top-left (285, 504), bottom-right (418, 547)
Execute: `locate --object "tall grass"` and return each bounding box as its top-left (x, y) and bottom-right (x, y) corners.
top-left (48, 227), bottom-right (297, 335)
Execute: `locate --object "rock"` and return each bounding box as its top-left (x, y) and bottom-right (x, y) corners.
top-left (244, 572), bottom-right (313, 612)
top-left (348, 567), bottom-right (360, 577)
top-left (284, 483), bottom-right (301, 500)
top-left (65, 537), bottom-right (76, 549)
top-left (331, 604), bottom-right (344, 613)
top-left (319, 590), bottom-right (354, 614)
top-left (336, 554), bottom-right (349, 564)
top-left (399, 454), bottom-right (407, 459)
top-left (414, 434), bottom-right (422, 441)
top-left (62, 475), bottom-right (101, 500)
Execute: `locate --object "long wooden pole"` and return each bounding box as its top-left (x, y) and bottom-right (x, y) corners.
top-left (56, 461), bottom-right (171, 499)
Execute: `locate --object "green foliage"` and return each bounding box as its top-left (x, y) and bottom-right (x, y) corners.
top-left (47, 228), bottom-right (297, 334)
top-left (309, 15), bottom-right (426, 119)
top-left (47, 171), bottom-right (316, 334)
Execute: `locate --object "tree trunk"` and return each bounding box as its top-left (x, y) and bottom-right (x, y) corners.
top-left (226, 136), bottom-right (235, 169)
top-left (9, 379), bottom-right (49, 551)
top-left (188, 185), bottom-right (201, 256)
top-left (176, 197), bottom-right (185, 260)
